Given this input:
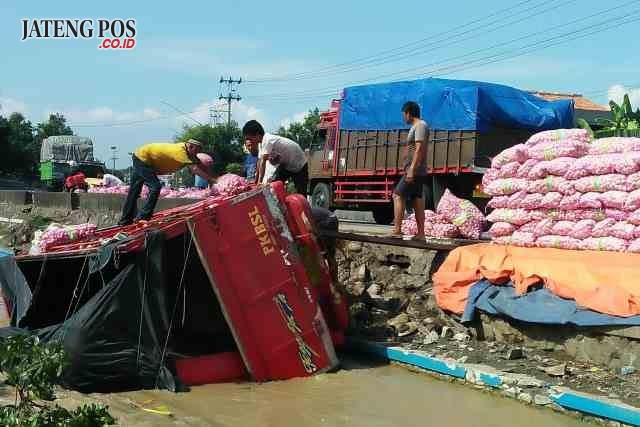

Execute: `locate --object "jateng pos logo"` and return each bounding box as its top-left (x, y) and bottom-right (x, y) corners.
top-left (21, 19), bottom-right (137, 50)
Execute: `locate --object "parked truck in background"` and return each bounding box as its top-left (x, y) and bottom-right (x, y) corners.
top-left (307, 78), bottom-right (575, 224)
top-left (40, 136), bottom-right (106, 191)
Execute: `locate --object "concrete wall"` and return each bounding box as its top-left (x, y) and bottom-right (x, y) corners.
top-left (0, 190), bottom-right (32, 206)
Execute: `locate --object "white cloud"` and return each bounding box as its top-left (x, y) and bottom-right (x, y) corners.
top-left (280, 111), bottom-right (308, 129)
top-left (608, 84), bottom-right (640, 109)
top-left (0, 97), bottom-right (28, 115)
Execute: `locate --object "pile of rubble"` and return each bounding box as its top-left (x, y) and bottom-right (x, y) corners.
top-left (336, 241), bottom-right (640, 409)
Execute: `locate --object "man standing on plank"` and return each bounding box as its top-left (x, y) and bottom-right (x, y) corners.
top-left (118, 139), bottom-right (214, 225)
top-left (388, 101), bottom-right (429, 240)
top-left (242, 120), bottom-right (309, 195)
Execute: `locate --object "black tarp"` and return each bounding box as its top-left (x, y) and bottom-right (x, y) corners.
top-left (0, 232), bottom-right (177, 392)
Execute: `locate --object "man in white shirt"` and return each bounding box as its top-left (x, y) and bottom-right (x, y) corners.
top-left (243, 120), bottom-right (309, 195)
top-left (98, 172), bottom-right (123, 187)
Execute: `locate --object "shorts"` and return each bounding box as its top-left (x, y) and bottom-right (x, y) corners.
top-left (394, 175), bottom-right (427, 201)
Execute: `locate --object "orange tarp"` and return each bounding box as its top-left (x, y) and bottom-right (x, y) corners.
top-left (433, 244), bottom-right (640, 317)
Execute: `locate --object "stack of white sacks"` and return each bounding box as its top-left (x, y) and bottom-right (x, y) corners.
top-left (484, 129), bottom-right (640, 253)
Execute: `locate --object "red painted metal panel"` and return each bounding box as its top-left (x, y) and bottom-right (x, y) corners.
top-left (188, 189), bottom-right (339, 381)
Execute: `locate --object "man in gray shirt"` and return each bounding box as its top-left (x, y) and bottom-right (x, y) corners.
top-left (389, 101), bottom-right (429, 240)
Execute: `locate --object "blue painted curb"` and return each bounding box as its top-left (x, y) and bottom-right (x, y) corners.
top-left (347, 338), bottom-right (466, 378)
top-left (347, 338), bottom-right (640, 426)
top-left (551, 389), bottom-right (640, 426)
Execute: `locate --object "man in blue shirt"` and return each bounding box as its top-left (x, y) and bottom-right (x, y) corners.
top-left (244, 139), bottom-right (259, 181)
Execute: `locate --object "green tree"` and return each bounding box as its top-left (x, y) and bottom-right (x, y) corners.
top-left (0, 112), bottom-right (74, 180)
top-left (277, 108), bottom-right (322, 150)
top-left (174, 122), bottom-right (244, 176)
top-left (0, 113), bottom-right (36, 178)
top-left (36, 113), bottom-right (74, 141)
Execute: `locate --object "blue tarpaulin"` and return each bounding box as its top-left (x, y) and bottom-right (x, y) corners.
top-left (462, 280), bottom-right (640, 327)
top-left (339, 78), bottom-right (575, 132)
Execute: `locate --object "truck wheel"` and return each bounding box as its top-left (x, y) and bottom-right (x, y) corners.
top-left (311, 182), bottom-right (332, 210)
top-left (372, 205), bottom-right (394, 225)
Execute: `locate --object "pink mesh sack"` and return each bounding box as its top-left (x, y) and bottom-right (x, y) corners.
top-left (575, 209), bottom-right (607, 221)
top-left (507, 191), bottom-right (528, 208)
top-left (516, 159), bottom-right (540, 178)
top-left (497, 162), bottom-right (522, 178)
top-left (528, 158), bottom-right (575, 180)
top-left (489, 222), bottom-right (516, 238)
top-left (482, 168), bottom-right (500, 188)
top-left (573, 174), bottom-right (630, 193)
top-left (578, 192), bottom-right (603, 209)
top-left (627, 172), bottom-right (640, 190)
top-left (521, 193), bottom-right (544, 210)
top-left (588, 137), bottom-right (640, 155)
top-left (519, 221), bottom-right (537, 233)
top-left (483, 178), bottom-right (527, 196)
top-left (624, 189), bottom-right (640, 211)
top-left (487, 196), bottom-right (510, 209)
top-left (533, 219), bottom-right (554, 238)
top-left (536, 235), bottom-right (581, 250)
top-left (430, 223), bottom-right (460, 238)
top-left (592, 218), bottom-right (617, 238)
top-left (491, 144), bottom-right (527, 168)
top-left (510, 231), bottom-right (536, 247)
top-left (529, 176), bottom-right (575, 195)
top-left (486, 208), bottom-right (531, 226)
top-left (569, 220), bottom-right (596, 240)
top-left (526, 139), bottom-right (588, 161)
top-left (605, 209), bottom-right (629, 221)
top-left (559, 193), bottom-right (580, 210)
top-left (581, 237), bottom-right (627, 252)
top-left (627, 239), bottom-right (640, 253)
top-left (551, 221), bottom-right (574, 237)
top-left (600, 191), bottom-right (628, 210)
top-left (436, 189), bottom-right (485, 239)
top-left (610, 221), bottom-right (635, 240)
top-left (540, 192), bottom-right (564, 209)
top-left (526, 129), bottom-right (590, 147)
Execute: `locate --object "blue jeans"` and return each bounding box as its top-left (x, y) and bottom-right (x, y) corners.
top-left (119, 155), bottom-right (162, 224)
top-left (194, 175), bottom-right (208, 189)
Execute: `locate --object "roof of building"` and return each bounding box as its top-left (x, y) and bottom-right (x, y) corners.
top-left (530, 91), bottom-right (610, 112)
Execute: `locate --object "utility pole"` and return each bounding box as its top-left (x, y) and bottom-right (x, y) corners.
top-left (218, 76), bottom-right (242, 127)
top-left (208, 106), bottom-right (224, 126)
top-left (109, 146), bottom-right (118, 171)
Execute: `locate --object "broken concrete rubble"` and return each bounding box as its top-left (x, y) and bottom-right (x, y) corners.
top-left (337, 241), bottom-right (640, 409)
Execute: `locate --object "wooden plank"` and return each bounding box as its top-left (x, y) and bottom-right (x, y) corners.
top-left (321, 230), bottom-right (477, 251)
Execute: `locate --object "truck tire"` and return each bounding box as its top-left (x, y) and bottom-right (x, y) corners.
top-left (372, 205), bottom-right (394, 225)
top-left (311, 182), bottom-right (332, 210)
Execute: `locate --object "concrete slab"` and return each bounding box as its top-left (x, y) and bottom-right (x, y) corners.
top-left (32, 192), bottom-right (76, 210)
top-left (0, 190), bottom-right (32, 206)
top-left (77, 193), bottom-right (126, 212)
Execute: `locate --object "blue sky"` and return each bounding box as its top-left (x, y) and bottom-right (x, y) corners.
top-left (1, 0), bottom-right (639, 168)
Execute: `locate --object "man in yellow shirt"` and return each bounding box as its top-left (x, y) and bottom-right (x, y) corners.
top-left (118, 139), bottom-right (214, 225)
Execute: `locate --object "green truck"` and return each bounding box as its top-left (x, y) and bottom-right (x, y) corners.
top-left (40, 136), bottom-right (106, 191)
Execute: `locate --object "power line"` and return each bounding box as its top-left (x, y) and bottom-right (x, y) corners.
top-left (247, 0), bottom-right (574, 83)
top-left (243, 1), bottom-right (640, 102)
top-left (70, 104), bottom-right (213, 127)
top-left (218, 76), bottom-right (242, 126)
top-left (245, 0), bottom-right (540, 82)
top-left (161, 100), bottom-right (204, 126)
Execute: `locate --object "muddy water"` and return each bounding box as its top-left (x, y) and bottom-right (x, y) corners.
top-left (71, 356), bottom-right (588, 427)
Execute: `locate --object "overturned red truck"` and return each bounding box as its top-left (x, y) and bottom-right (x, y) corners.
top-left (1, 182), bottom-right (347, 392)
top-left (307, 78), bottom-right (575, 223)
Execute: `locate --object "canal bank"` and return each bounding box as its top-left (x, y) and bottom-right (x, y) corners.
top-left (0, 355), bottom-right (589, 427)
